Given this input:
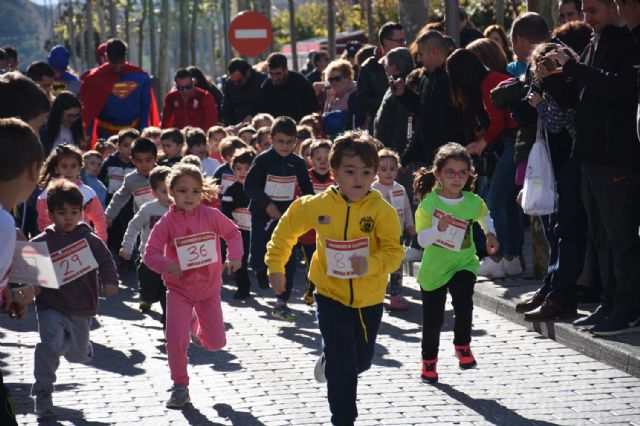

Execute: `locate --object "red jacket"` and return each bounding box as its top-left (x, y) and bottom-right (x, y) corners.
top-left (481, 71), bottom-right (519, 144)
top-left (161, 87), bottom-right (218, 130)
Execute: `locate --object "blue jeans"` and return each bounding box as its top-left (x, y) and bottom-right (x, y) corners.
top-left (249, 215), bottom-right (297, 303)
top-left (486, 139), bottom-right (523, 257)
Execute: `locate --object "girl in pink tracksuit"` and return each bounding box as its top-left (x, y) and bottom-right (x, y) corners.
top-left (144, 163), bottom-right (243, 408)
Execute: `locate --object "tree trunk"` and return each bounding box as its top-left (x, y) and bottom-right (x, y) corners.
top-left (236, 0), bottom-right (249, 11)
top-left (365, 0), bottom-right (375, 44)
top-left (528, 0), bottom-right (557, 30)
top-left (109, 0), bottom-right (117, 37)
top-left (149, 0), bottom-right (157, 76)
top-left (327, 0), bottom-right (336, 59)
top-left (398, 0), bottom-right (429, 45)
top-left (495, 0), bottom-right (505, 27)
top-left (444, 0), bottom-right (460, 48)
top-left (159, 0), bottom-right (169, 96)
top-left (139, 0), bottom-right (147, 67)
top-left (179, 0), bottom-right (189, 66)
top-left (67, 1), bottom-right (78, 71)
top-left (85, 0), bottom-right (95, 68)
top-left (288, 0), bottom-right (298, 71)
top-left (124, 0), bottom-right (131, 49)
top-left (97, 0), bottom-right (107, 43)
top-left (223, 0), bottom-right (232, 66)
top-left (190, 0), bottom-right (198, 66)
top-left (78, 10), bottom-right (87, 72)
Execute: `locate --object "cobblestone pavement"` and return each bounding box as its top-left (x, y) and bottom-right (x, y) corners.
top-left (3, 267), bottom-right (640, 425)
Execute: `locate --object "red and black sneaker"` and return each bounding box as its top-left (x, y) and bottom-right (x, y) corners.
top-left (454, 344), bottom-right (477, 369)
top-left (421, 358), bottom-right (438, 383)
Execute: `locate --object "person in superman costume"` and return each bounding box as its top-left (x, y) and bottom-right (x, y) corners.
top-left (81, 38), bottom-right (152, 140)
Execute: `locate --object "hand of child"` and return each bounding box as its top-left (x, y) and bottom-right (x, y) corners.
top-left (119, 250), bottom-right (132, 261)
top-left (407, 225), bottom-right (417, 237)
top-left (103, 284), bottom-right (119, 297)
top-left (486, 233), bottom-right (500, 256)
top-left (269, 273), bottom-right (286, 295)
top-left (166, 264), bottom-right (181, 277)
top-left (5, 286), bottom-right (35, 319)
top-left (350, 256), bottom-right (368, 276)
top-left (225, 259), bottom-right (242, 274)
top-left (437, 213), bottom-right (455, 232)
top-left (266, 203), bottom-right (282, 220)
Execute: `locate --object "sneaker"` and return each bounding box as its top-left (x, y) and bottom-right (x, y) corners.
top-left (314, 352), bottom-right (326, 383)
top-left (404, 247), bottom-right (424, 263)
top-left (34, 391), bottom-right (54, 418)
top-left (477, 258), bottom-right (505, 278)
top-left (166, 385), bottom-right (190, 408)
top-left (303, 291), bottom-right (315, 306)
top-left (454, 344), bottom-right (477, 369)
top-left (421, 358), bottom-right (438, 383)
top-left (389, 295), bottom-right (410, 311)
top-left (503, 257), bottom-right (523, 276)
top-left (139, 301), bottom-right (152, 312)
top-left (256, 269), bottom-right (270, 289)
top-left (590, 314), bottom-right (640, 337)
top-left (573, 305), bottom-right (610, 330)
top-left (272, 305), bottom-right (296, 321)
top-left (190, 313), bottom-right (202, 347)
top-left (233, 290), bottom-right (250, 300)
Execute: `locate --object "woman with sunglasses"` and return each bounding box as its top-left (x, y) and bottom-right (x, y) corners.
top-left (40, 90), bottom-right (86, 156)
top-left (321, 59), bottom-right (366, 139)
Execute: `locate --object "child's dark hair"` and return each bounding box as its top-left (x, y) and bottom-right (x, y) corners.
top-left (270, 116), bottom-right (297, 137)
top-left (118, 128), bottom-right (140, 144)
top-left (160, 128), bottom-right (184, 145)
top-left (231, 148), bottom-right (256, 170)
top-left (167, 163), bottom-right (219, 201)
top-left (220, 136), bottom-right (247, 160)
top-left (329, 132), bottom-right (380, 171)
top-left (412, 142), bottom-right (476, 201)
top-left (0, 117), bottom-right (43, 182)
top-left (131, 137), bottom-right (158, 158)
top-left (238, 125), bottom-right (256, 137)
top-left (309, 139), bottom-right (332, 157)
top-left (180, 154), bottom-right (202, 168)
top-left (207, 125), bottom-right (227, 139)
top-left (95, 139), bottom-right (116, 156)
top-left (296, 125), bottom-right (314, 141)
top-left (148, 165), bottom-right (171, 190)
top-left (46, 178), bottom-right (83, 212)
top-left (0, 72), bottom-right (50, 122)
top-left (184, 126), bottom-right (207, 153)
top-left (82, 150), bottom-right (102, 164)
top-left (378, 148), bottom-right (400, 166)
top-left (39, 144), bottom-right (83, 189)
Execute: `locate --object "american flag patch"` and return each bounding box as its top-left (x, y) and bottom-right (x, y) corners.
top-left (319, 215), bottom-right (331, 224)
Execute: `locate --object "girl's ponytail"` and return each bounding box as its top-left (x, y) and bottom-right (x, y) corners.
top-left (413, 167), bottom-right (437, 202)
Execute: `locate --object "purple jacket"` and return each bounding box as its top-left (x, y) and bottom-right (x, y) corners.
top-left (32, 223), bottom-right (119, 316)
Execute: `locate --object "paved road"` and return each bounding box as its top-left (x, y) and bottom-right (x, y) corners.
top-left (2, 268), bottom-right (640, 425)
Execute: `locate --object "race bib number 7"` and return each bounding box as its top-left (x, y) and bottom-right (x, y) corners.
top-left (325, 237), bottom-right (370, 279)
top-left (51, 239), bottom-right (99, 286)
top-left (174, 232), bottom-right (218, 271)
top-left (433, 208), bottom-right (469, 252)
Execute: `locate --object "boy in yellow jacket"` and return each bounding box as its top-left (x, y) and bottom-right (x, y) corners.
top-left (266, 132), bottom-right (404, 426)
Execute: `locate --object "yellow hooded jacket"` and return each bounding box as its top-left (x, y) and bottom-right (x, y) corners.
top-left (266, 187), bottom-right (404, 308)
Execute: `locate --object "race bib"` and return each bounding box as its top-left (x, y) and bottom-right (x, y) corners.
top-left (107, 170), bottom-right (124, 193)
top-left (265, 175), bottom-right (296, 201)
top-left (231, 208), bottom-right (251, 231)
top-left (390, 188), bottom-right (406, 212)
top-left (325, 237), bottom-right (369, 279)
top-left (220, 174), bottom-right (237, 194)
top-left (51, 239), bottom-right (99, 286)
top-left (133, 187), bottom-right (155, 208)
top-left (313, 182), bottom-right (332, 194)
top-left (433, 208), bottom-right (469, 252)
top-left (174, 232), bottom-right (218, 271)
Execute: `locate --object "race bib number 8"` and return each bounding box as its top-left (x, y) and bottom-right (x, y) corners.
top-left (433, 208), bottom-right (469, 252)
top-left (264, 175), bottom-right (296, 201)
top-left (174, 232), bottom-right (218, 271)
top-left (51, 239), bottom-right (99, 286)
top-left (325, 237), bottom-right (369, 279)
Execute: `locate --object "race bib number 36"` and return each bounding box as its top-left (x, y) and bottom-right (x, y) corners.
top-left (325, 237), bottom-right (369, 279)
top-left (264, 175), bottom-right (296, 201)
top-left (174, 232), bottom-right (218, 271)
top-left (51, 239), bottom-right (99, 286)
top-left (433, 208), bottom-right (469, 252)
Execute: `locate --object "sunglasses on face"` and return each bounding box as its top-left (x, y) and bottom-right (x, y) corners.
top-left (327, 75), bottom-right (343, 83)
top-left (177, 84), bottom-right (193, 91)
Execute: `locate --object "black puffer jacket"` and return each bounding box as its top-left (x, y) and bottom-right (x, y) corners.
top-left (357, 53), bottom-right (389, 125)
top-left (221, 70), bottom-right (267, 125)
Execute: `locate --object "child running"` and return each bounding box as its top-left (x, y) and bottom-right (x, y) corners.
top-left (413, 143), bottom-right (498, 383)
top-left (36, 145), bottom-right (108, 241)
top-left (144, 164), bottom-right (243, 408)
top-left (265, 132), bottom-right (404, 426)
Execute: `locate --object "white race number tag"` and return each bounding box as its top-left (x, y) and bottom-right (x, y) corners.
top-left (313, 182), bottom-right (332, 194)
top-left (51, 239), bottom-right (99, 286)
top-left (231, 208), bottom-right (251, 231)
top-left (325, 237), bottom-right (369, 279)
top-left (264, 175), bottom-right (296, 201)
top-left (107, 171), bottom-right (124, 193)
top-left (174, 232), bottom-right (218, 271)
top-left (220, 174), bottom-right (237, 194)
top-left (433, 208), bottom-right (469, 252)
top-left (390, 188), bottom-right (405, 212)
top-left (133, 187), bottom-right (156, 208)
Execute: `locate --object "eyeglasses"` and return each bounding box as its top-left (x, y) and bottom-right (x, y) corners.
top-left (327, 75), bottom-right (343, 83)
top-left (177, 84), bottom-right (193, 91)
top-left (443, 169), bottom-right (470, 179)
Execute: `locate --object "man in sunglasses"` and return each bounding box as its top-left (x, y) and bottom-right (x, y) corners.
top-left (161, 68), bottom-right (218, 130)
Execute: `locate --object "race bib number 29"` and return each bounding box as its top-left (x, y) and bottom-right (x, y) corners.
top-left (174, 232), bottom-right (218, 271)
top-left (51, 239), bottom-right (99, 286)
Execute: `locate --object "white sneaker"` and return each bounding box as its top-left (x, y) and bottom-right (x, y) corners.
top-left (477, 257), bottom-right (505, 278)
top-left (404, 247), bottom-right (424, 263)
top-left (314, 352), bottom-right (326, 383)
top-left (503, 257), bottom-right (524, 276)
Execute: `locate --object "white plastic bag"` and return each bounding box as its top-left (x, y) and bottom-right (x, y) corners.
top-left (521, 120), bottom-right (557, 216)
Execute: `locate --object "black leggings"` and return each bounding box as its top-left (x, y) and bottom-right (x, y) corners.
top-left (421, 270), bottom-right (475, 360)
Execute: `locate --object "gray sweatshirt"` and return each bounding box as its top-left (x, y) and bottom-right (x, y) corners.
top-left (104, 170), bottom-right (154, 220)
top-left (121, 199), bottom-right (170, 258)
top-left (372, 181), bottom-right (414, 230)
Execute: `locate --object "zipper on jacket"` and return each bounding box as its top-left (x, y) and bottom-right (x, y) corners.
top-left (344, 200), bottom-right (354, 306)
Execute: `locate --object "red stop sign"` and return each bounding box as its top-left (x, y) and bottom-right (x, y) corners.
top-left (229, 11), bottom-right (273, 57)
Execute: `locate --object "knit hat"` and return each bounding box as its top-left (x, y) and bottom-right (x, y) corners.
top-left (48, 45), bottom-right (69, 72)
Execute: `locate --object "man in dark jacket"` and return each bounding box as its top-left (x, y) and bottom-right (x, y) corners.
top-left (357, 22), bottom-right (406, 130)
top-left (547, 0), bottom-right (640, 335)
top-left (221, 58), bottom-right (267, 126)
top-left (305, 51), bottom-right (329, 84)
top-left (256, 53), bottom-right (319, 122)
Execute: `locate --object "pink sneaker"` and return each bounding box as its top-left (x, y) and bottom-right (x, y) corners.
top-left (389, 295), bottom-right (410, 311)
